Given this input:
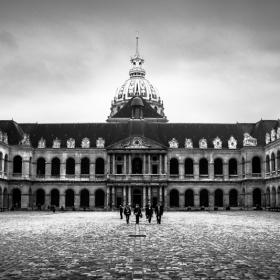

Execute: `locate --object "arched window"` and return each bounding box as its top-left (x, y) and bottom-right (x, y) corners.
top-left (13, 155), bottom-right (22, 174)
top-left (51, 189), bottom-right (59, 207)
top-left (65, 189), bottom-right (74, 207)
top-left (271, 187), bottom-right (276, 207)
top-left (266, 188), bottom-right (270, 207)
top-left (170, 158), bottom-right (179, 175)
top-left (185, 158), bottom-right (193, 175)
top-left (277, 151), bottom-right (280, 171)
top-left (170, 189), bottom-right (179, 207)
top-left (253, 188), bottom-right (262, 207)
top-left (185, 189), bottom-right (194, 207)
top-left (37, 158), bottom-right (46, 175)
top-left (51, 158), bottom-right (60, 176)
top-left (200, 189), bottom-right (209, 207)
top-left (12, 188), bottom-right (21, 207)
top-left (199, 158), bottom-right (208, 176)
top-left (36, 189), bottom-right (45, 206)
top-left (215, 189), bottom-right (223, 207)
top-left (0, 188), bottom-right (2, 207)
top-left (242, 157), bottom-right (245, 175)
top-left (266, 155), bottom-right (270, 173)
top-left (29, 157), bottom-right (32, 175)
top-left (3, 188), bottom-right (8, 208)
top-left (229, 189), bottom-right (238, 207)
top-left (66, 158), bottom-right (75, 175)
top-left (81, 157), bottom-right (90, 175)
top-left (80, 189), bottom-right (89, 207)
top-left (229, 158), bottom-right (237, 176)
top-left (0, 152), bottom-right (2, 172)
top-left (252, 156), bottom-right (261, 175)
top-left (214, 158), bottom-right (223, 176)
top-left (271, 153), bottom-right (276, 172)
top-left (96, 158), bottom-right (105, 174)
top-left (4, 155), bottom-right (8, 173)
top-left (95, 189), bottom-right (105, 207)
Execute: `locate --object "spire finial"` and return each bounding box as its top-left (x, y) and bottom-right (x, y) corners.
top-left (136, 31), bottom-right (139, 55)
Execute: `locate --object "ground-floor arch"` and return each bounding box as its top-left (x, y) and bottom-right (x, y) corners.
top-left (229, 189), bottom-right (238, 207)
top-left (80, 189), bottom-right (89, 207)
top-left (133, 189), bottom-right (142, 208)
top-left (215, 189), bottom-right (223, 207)
top-left (95, 189), bottom-right (105, 208)
top-left (185, 189), bottom-right (194, 207)
top-left (51, 189), bottom-right (59, 207)
top-left (12, 188), bottom-right (21, 207)
top-left (200, 189), bottom-right (209, 207)
top-left (170, 189), bottom-right (179, 207)
top-left (36, 189), bottom-right (45, 206)
top-left (65, 189), bottom-right (74, 207)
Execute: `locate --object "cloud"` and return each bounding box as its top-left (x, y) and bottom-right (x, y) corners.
top-left (0, 31), bottom-right (18, 50)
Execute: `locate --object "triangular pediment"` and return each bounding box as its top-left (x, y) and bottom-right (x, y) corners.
top-left (107, 135), bottom-right (166, 150)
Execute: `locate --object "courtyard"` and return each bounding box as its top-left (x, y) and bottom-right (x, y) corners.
top-left (0, 211), bottom-right (279, 280)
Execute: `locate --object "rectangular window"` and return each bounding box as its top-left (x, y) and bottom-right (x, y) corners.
top-left (117, 165), bottom-right (123, 174)
top-left (152, 165), bottom-right (158, 174)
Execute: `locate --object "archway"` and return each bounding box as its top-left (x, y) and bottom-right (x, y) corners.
top-left (65, 189), bottom-right (74, 207)
top-left (0, 188), bottom-right (2, 207)
top-left (95, 189), bottom-right (105, 207)
top-left (37, 158), bottom-right (46, 175)
top-left (229, 189), bottom-right (238, 207)
top-left (36, 189), bottom-right (45, 206)
top-left (170, 158), bottom-right (179, 175)
top-left (185, 158), bottom-right (193, 175)
top-left (170, 189), bottom-right (179, 207)
top-left (133, 189), bottom-right (142, 207)
top-left (278, 186), bottom-right (280, 207)
top-left (80, 189), bottom-right (89, 207)
top-left (51, 158), bottom-right (60, 176)
top-left (215, 189), bottom-right (223, 207)
top-left (51, 189), bottom-right (59, 207)
top-left (229, 158), bottom-right (237, 175)
top-left (3, 188), bottom-right (8, 208)
top-left (252, 156), bottom-right (261, 174)
top-left (12, 188), bottom-right (21, 207)
top-left (132, 158), bottom-right (142, 174)
top-left (96, 158), bottom-right (105, 174)
top-left (185, 189), bottom-right (194, 206)
top-left (199, 158), bottom-right (208, 175)
top-left (66, 158), bottom-right (75, 175)
top-left (13, 156), bottom-right (22, 174)
top-left (200, 189), bottom-right (209, 207)
top-left (81, 158), bottom-right (90, 175)
top-left (266, 188), bottom-right (270, 207)
top-left (271, 187), bottom-right (276, 207)
top-left (214, 159), bottom-right (223, 175)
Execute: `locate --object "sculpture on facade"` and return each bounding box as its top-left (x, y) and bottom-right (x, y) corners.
top-left (67, 138), bottom-right (75, 148)
top-left (243, 133), bottom-right (257, 146)
top-left (38, 137), bottom-right (46, 148)
top-left (228, 136), bottom-right (237, 149)
top-left (3, 133), bottom-right (8, 144)
top-left (277, 127), bottom-right (280, 140)
top-left (199, 138), bottom-right (207, 149)
top-left (169, 138), bottom-right (179, 148)
top-left (0, 129), bottom-right (2, 142)
top-left (52, 137), bottom-right (61, 148)
top-left (185, 138), bottom-right (193, 149)
top-left (81, 137), bottom-right (90, 148)
top-left (213, 137), bottom-right (222, 149)
top-left (265, 133), bottom-right (271, 145)
top-left (96, 137), bottom-right (105, 148)
top-left (20, 134), bottom-right (31, 146)
top-left (271, 129), bottom-right (276, 142)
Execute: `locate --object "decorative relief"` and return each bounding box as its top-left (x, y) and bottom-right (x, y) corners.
top-left (20, 134), bottom-right (31, 146)
top-left (121, 137), bottom-right (151, 149)
top-left (277, 127), bottom-right (280, 139)
top-left (169, 138), bottom-right (179, 148)
top-left (243, 133), bottom-right (257, 146)
top-left (0, 129), bottom-right (2, 142)
top-left (184, 138), bottom-right (193, 149)
top-left (213, 137), bottom-right (222, 149)
top-left (228, 136), bottom-right (237, 149)
top-left (3, 133), bottom-right (8, 144)
top-left (81, 137), bottom-right (90, 148)
top-left (67, 138), bottom-right (75, 148)
top-left (265, 133), bottom-right (271, 145)
top-left (52, 137), bottom-right (61, 148)
top-left (199, 138), bottom-right (207, 149)
top-left (271, 129), bottom-right (276, 142)
top-left (38, 137), bottom-right (46, 148)
top-left (96, 137), bottom-right (105, 148)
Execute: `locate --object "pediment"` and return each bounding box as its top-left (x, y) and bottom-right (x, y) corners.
top-left (107, 135), bottom-right (166, 150)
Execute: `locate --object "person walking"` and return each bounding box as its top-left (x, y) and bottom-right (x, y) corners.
top-left (134, 204), bottom-right (142, 224)
top-left (146, 202), bottom-right (153, 223)
top-left (119, 205), bottom-right (123, 219)
top-left (124, 204), bottom-right (131, 224)
top-left (155, 202), bottom-right (163, 224)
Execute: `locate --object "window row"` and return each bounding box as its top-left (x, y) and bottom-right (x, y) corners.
top-left (0, 152), bottom-right (8, 173)
top-left (265, 151), bottom-right (280, 173)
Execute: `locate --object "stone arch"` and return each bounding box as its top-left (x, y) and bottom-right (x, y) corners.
top-left (51, 158), bottom-right (60, 176)
top-left (13, 155), bottom-right (22, 174)
top-left (184, 158), bottom-right (193, 175)
top-left (0, 187), bottom-right (2, 207)
top-left (229, 189), bottom-right (238, 206)
top-left (277, 150), bottom-right (280, 172)
top-left (50, 189), bottom-right (59, 207)
top-left (81, 157), bottom-right (90, 175)
top-left (229, 158), bottom-right (238, 175)
top-left (29, 157), bottom-right (32, 176)
top-left (199, 158), bottom-right (208, 175)
top-left (65, 189), bottom-right (75, 207)
top-left (37, 157), bottom-right (46, 175)
top-left (80, 189), bottom-right (89, 207)
top-left (242, 157), bottom-right (245, 175)
top-left (277, 186), bottom-right (280, 207)
top-left (96, 158), bottom-right (105, 174)
top-left (253, 188), bottom-right (262, 207)
top-left (0, 152), bottom-right (2, 172)
top-left (214, 189), bottom-right (223, 207)
top-left (3, 188), bottom-right (8, 208)
top-left (252, 156), bottom-right (261, 174)
top-left (185, 189), bottom-right (194, 206)
top-left (271, 187), bottom-right (276, 207)
top-left (132, 157), bottom-right (142, 174)
top-left (66, 158), bottom-right (75, 175)
top-left (214, 158), bottom-right (223, 175)
top-left (4, 154), bottom-right (8, 173)
top-left (170, 189), bottom-right (179, 207)
top-left (95, 189), bottom-right (105, 207)
top-left (170, 158), bottom-right (179, 175)
top-left (266, 187), bottom-right (270, 207)
top-left (271, 153), bottom-right (276, 172)
top-left (266, 155), bottom-right (270, 173)
top-left (200, 189), bottom-right (209, 207)
top-left (12, 188), bottom-right (21, 207)
top-left (36, 189), bottom-right (45, 206)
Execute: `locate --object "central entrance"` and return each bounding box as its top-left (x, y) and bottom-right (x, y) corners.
top-left (133, 189), bottom-right (142, 207)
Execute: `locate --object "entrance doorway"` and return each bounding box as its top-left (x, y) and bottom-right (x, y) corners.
top-left (132, 158), bottom-right (142, 174)
top-left (152, 197), bottom-right (158, 208)
top-left (117, 197), bottom-right (122, 207)
top-left (133, 189), bottom-right (142, 207)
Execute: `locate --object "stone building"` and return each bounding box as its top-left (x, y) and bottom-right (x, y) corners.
top-left (0, 37), bottom-right (280, 210)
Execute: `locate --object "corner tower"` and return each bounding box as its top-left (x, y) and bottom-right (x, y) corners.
top-left (108, 35), bottom-right (166, 119)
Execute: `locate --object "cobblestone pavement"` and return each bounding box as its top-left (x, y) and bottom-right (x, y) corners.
top-left (0, 211), bottom-right (280, 280)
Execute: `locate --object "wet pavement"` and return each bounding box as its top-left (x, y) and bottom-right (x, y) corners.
top-left (0, 210), bottom-right (280, 280)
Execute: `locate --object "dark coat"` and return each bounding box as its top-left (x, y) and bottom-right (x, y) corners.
top-left (124, 207), bottom-right (131, 216)
top-left (119, 206), bottom-right (123, 213)
top-left (146, 206), bottom-right (153, 216)
top-left (155, 205), bottom-right (164, 216)
top-left (134, 207), bottom-right (142, 216)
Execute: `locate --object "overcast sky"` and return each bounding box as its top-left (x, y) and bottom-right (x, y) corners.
top-left (0, 0), bottom-right (279, 124)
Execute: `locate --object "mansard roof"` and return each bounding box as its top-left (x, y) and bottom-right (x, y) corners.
top-left (0, 120), bottom-right (25, 144)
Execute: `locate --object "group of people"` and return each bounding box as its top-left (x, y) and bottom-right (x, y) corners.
top-left (119, 202), bottom-right (164, 224)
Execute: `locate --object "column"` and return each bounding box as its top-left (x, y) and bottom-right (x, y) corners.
top-left (45, 193), bottom-right (51, 208)
top-left (107, 155), bottom-right (111, 174)
top-left (89, 193), bottom-right (95, 208)
top-left (224, 192), bottom-right (229, 208)
top-left (129, 155), bottom-right (132, 174)
top-left (128, 186), bottom-right (131, 205)
top-left (194, 192), bottom-right (200, 208)
top-left (223, 162), bottom-right (229, 180)
top-left (164, 155), bottom-right (167, 174)
top-left (209, 162), bottom-right (214, 179)
top-left (148, 155), bottom-right (151, 174)
top-left (209, 192), bottom-right (214, 208)
top-left (75, 161), bottom-right (80, 179)
top-left (143, 154), bottom-right (146, 174)
top-left (74, 192), bottom-right (79, 208)
top-left (194, 162), bottom-right (199, 180)
top-left (22, 158), bottom-right (29, 179)
top-left (124, 155), bottom-right (127, 174)
top-left (60, 161), bottom-right (66, 179)
top-left (159, 155), bottom-right (162, 174)
top-left (143, 186), bottom-right (146, 209)
top-left (159, 186), bottom-right (163, 203)
top-left (112, 186), bottom-right (115, 208)
top-left (106, 187), bottom-right (110, 208)
top-left (112, 154), bottom-right (115, 175)
top-left (21, 185), bottom-right (29, 209)
top-left (90, 162), bottom-right (95, 180)
top-left (179, 193), bottom-right (184, 208)
top-left (164, 186), bottom-right (167, 208)
top-left (179, 162), bottom-right (184, 179)
top-left (123, 186), bottom-right (127, 205)
top-left (148, 186), bottom-right (151, 203)
top-left (45, 162), bottom-right (51, 178)
top-left (59, 193), bottom-right (65, 208)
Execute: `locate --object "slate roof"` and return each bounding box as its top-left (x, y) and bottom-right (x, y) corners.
top-left (0, 119), bottom-right (279, 148)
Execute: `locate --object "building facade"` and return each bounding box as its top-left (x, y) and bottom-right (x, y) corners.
top-left (0, 38), bottom-right (280, 210)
